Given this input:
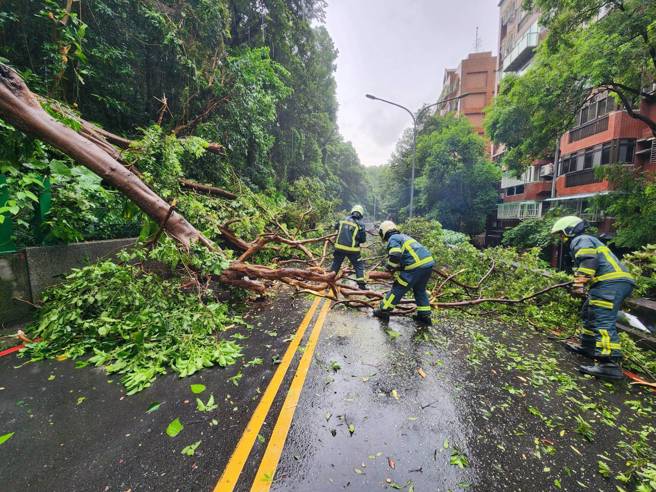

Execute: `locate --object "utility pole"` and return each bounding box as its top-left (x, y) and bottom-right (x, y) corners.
top-left (365, 92), bottom-right (471, 219)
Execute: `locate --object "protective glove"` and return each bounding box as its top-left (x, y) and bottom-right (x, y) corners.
top-left (571, 275), bottom-right (590, 297)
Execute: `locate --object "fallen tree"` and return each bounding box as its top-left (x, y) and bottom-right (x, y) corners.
top-left (0, 63), bottom-right (578, 315)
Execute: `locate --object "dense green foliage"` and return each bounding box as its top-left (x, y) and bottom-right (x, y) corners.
top-left (28, 248), bottom-right (240, 395)
top-left (379, 114), bottom-right (500, 235)
top-left (624, 244), bottom-right (656, 298)
top-left (595, 166), bottom-right (656, 249)
top-left (501, 217), bottom-right (557, 253)
top-left (0, 0), bottom-right (371, 246)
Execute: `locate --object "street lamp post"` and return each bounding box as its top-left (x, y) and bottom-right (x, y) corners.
top-left (365, 92), bottom-right (470, 219)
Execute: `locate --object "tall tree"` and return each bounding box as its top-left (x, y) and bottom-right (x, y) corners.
top-left (381, 114), bottom-right (500, 234)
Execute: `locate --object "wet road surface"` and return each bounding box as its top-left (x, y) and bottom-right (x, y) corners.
top-left (0, 292), bottom-right (312, 491)
top-left (269, 306), bottom-right (656, 492)
top-left (1, 293), bottom-right (655, 491)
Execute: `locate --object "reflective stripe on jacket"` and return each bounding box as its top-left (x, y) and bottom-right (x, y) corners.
top-left (335, 215), bottom-right (366, 252)
top-left (570, 234), bottom-right (634, 285)
top-left (386, 233), bottom-right (435, 271)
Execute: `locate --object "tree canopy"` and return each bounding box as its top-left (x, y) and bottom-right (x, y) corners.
top-left (0, 0), bottom-right (370, 247)
top-left (379, 113), bottom-right (500, 235)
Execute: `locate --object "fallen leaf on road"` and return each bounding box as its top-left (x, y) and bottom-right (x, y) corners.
top-left (388, 457), bottom-right (396, 469)
top-left (386, 329), bottom-right (401, 340)
top-left (348, 424), bottom-right (355, 435)
top-left (417, 368), bottom-right (426, 379)
top-left (146, 402), bottom-right (161, 414)
top-left (391, 389), bottom-right (399, 400)
top-left (354, 468), bottom-right (364, 475)
top-left (0, 432), bottom-right (14, 445)
top-left (181, 440), bottom-right (201, 456)
top-left (190, 384), bottom-right (206, 394)
top-left (325, 412), bottom-right (332, 421)
top-left (166, 418), bottom-right (184, 437)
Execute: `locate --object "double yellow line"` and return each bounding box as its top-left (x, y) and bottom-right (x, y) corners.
top-left (214, 296), bottom-right (331, 492)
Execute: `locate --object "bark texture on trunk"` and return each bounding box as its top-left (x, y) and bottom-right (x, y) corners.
top-left (0, 64), bottom-right (211, 249)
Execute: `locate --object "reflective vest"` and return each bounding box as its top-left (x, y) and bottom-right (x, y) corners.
top-left (386, 233), bottom-right (435, 271)
top-left (570, 234), bottom-right (634, 285)
top-left (335, 215), bottom-right (365, 253)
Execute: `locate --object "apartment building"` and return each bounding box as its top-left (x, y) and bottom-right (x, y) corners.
top-left (497, 0), bottom-right (541, 77)
top-left (488, 0), bottom-right (548, 240)
top-left (438, 52), bottom-right (497, 139)
top-left (549, 93), bottom-right (656, 231)
top-left (490, 0), bottom-right (656, 233)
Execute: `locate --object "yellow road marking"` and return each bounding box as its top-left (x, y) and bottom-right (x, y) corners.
top-left (250, 298), bottom-right (332, 491)
top-left (213, 296), bottom-right (324, 492)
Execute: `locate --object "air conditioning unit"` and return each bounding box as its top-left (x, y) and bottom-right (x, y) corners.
top-left (539, 163), bottom-right (554, 177)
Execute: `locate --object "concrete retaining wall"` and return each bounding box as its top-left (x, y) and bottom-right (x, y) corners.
top-left (1, 238), bottom-right (136, 329)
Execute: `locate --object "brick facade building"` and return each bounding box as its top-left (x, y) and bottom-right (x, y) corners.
top-left (488, 1), bottom-right (656, 246)
top-left (438, 51), bottom-right (497, 140)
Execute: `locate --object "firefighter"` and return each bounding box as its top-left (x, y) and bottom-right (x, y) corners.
top-left (551, 216), bottom-right (635, 381)
top-left (331, 205), bottom-right (367, 290)
top-left (373, 221), bottom-right (435, 325)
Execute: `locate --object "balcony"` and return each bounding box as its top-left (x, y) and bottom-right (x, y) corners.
top-left (502, 30), bottom-right (539, 72)
top-left (500, 172), bottom-right (525, 189)
top-left (497, 201), bottom-right (543, 220)
top-left (565, 169), bottom-right (601, 187)
top-left (568, 115), bottom-right (609, 143)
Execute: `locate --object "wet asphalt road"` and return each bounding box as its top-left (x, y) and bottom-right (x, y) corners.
top-left (0, 292), bottom-right (310, 491)
top-left (1, 292), bottom-right (655, 491)
top-left (270, 305), bottom-right (656, 492)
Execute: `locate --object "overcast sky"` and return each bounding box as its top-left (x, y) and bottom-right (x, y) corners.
top-left (325, 0), bottom-right (500, 167)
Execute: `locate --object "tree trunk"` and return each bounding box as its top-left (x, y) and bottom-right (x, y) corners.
top-left (0, 64), bottom-right (211, 249)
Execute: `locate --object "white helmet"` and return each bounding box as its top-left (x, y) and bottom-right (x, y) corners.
top-left (379, 220), bottom-right (398, 241)
top-left (351, 205), bottom-right (364, 217)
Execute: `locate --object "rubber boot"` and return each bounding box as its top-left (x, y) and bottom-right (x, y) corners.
top-left (358, 282), bottom-right (368, 291)
top-left (579, 362), bottom-right (624, 381)
top-left (412, 314), bottom-right (432, 326)
top-left (373, 308), bottom-right (390, 321)
top-left (563, 340), bottom-right (594, 359)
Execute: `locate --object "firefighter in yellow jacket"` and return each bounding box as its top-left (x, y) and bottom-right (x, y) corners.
top-left (331, 205), bottom-right (367, 290)
top-left (551, 216), bottom-right (635, 381)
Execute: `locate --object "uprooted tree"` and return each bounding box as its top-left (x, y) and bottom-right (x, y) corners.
top-left (0, 64), bottom-right (577, 310)
top-left (5, 64), bottom-right (656, 396)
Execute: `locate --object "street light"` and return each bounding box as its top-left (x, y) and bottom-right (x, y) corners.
top-left (365, 92), bottom-right (470, 219)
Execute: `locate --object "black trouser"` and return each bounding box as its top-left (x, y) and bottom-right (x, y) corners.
top-left (331, 251), bottom-right (365, 283)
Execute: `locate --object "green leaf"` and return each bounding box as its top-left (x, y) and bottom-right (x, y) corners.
top-left (196, 394), bottom-right (218, 412)
top-left (181, 440), bottom-right (201, 456)
top-left (166, 418), bottom-right (184, 437)
top-left (146, 402), bottom-right (162, 414)
top-left (50, 160), bottom-right (72, 177)
top-left (385, 329), bottom-right (401, 340)
top-left (597, 460), bottom-right (612, 479)
top-left (0, 432), bottom-right (15, 445)
top-left (450, 449), bottom-right (469, 469)
top-left (190, 384), bottom-right (206, 394)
